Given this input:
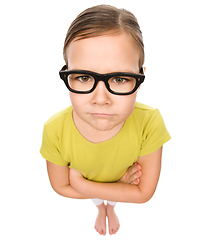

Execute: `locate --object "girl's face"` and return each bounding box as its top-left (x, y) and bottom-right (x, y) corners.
top-left (66, 32), bottom-right (141, 136)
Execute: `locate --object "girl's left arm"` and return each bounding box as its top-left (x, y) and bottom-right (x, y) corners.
top-left (70, 147), bottom-right (163, 204)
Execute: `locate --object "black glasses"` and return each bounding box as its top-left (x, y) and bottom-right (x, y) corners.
top-left (59, 65), bottom-right (145, 95)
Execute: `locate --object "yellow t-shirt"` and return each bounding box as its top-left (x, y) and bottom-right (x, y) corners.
top-left (40, 102), bottom-right (171, 183)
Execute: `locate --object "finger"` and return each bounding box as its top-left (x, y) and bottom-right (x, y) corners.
top-left (137, 164), bottom-right (141, 171)
top-left (124, 163), bottom-right (141, 184)
top-left (129, 170), bottom-right (142, 183)
top-left (128, 163), bottom-right (139, 176)
top-left (131, 178), bottom-right (140, 185)
top-left (129, 172), bottom-right (139, 183)
top-left (135, 163), bottom-right (142, 172)
top-left (138, 170), bottom-right (142, 177)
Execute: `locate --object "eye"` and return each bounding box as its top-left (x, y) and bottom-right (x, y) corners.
top-left (78, 76), bottom-right (91, 82)
top-left (112, 77), bottom-right (128, 84)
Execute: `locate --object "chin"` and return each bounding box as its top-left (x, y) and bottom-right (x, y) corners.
top-left (93, 124), bottom-right (114, 132)
top-left (90, 120), bottom-right (113, 131)
top-left (92, 119), bottom-right (123, 132)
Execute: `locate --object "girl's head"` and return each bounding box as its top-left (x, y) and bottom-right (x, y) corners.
top-left (61, 5), bottom-right (145, 135)
top-left (63, 5), bottom-right (144, 71)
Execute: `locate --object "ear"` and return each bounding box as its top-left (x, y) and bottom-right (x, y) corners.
top-left (140, 66), bottom-right (146, 74)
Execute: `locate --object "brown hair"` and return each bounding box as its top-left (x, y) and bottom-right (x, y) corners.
top-left (63, 5), bottom-right (144, 71)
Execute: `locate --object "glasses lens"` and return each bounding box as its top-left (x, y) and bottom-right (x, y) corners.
top-left (108, 76), bottom-right (137, 93)
top-left (68, 73), bottom-right (95, 92)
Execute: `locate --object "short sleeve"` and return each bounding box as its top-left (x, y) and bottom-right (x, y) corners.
top-left (139, 109), bottom-right (171, 156)
top-left (40, 124), bottom-right (68, 166)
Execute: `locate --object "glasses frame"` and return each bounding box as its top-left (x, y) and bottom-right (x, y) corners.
top-left (59, 65), bottom-right (145, 95)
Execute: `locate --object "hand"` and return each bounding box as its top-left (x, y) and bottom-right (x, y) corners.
top-left (118, 163), bottom-right (142, 185)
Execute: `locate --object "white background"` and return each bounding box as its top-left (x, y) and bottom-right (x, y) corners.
top-left (1, 0), bottom-right (206, 239)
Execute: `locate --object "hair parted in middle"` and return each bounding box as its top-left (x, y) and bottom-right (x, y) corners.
top-left (63, 4), bottom-right (145, 71)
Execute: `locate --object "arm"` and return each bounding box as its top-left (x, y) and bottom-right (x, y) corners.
top-left (46, 160), bottom-right (89, 199)
top-left (70, 147), bottom-right (163, 203)
top-left (46, 160), bottom-right (141, 199)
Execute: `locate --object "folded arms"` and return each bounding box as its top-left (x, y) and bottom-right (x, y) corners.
top-left (46, 147), bottom-right (162, 203)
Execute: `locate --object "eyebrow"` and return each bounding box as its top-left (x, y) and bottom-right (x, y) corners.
top-left (68, 68), bottom-right (140, 74)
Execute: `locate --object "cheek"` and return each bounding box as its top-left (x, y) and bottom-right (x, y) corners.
top-left (69, 93), bottom-right (91, 112)
top-left (70, 92), bottom-right (84, 104)
top-left (70, 93), bottom-right (82, 111)
top-left (115, 93), bottom-right (137, 117)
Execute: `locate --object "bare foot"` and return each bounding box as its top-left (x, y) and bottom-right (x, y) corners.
top-left (94, 202), bottom-right (107, 235)
top-left (106, 203), bottom-right (120, 235)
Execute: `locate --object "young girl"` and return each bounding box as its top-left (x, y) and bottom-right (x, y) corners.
top-left (40, 5), bottom-right (171, 236)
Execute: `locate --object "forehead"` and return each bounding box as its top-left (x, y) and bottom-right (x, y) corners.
top-left (66, 32), bottom-right (140, 73)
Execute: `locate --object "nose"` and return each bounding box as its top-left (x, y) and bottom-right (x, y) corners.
top-left (92, 81), bottom-right (111, 105)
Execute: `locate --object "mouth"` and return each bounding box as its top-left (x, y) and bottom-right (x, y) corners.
top-left (90, 113), bottom-right (114, 117)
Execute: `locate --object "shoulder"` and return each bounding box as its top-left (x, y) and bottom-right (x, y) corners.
top-left (134, 102), bottom-right (156, 111)
top-left (133, 103), bottom-right (171, 156)
top-left (44, 106), bottom-right (73, 130)
top-left (132, 102), bottom-right (168, 129)
top-left (131, 102), bottom-right (159, 124)
top-left (40, 107), bottom-right (73, 166)
top-left (129, 102), bottom-right (170, 140)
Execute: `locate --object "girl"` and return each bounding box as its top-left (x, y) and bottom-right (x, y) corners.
top-left (40, 5), bottom-right (171, 235)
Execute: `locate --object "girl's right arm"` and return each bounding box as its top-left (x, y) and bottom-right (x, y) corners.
top-left (46, 160), bottom-right (89, 199)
